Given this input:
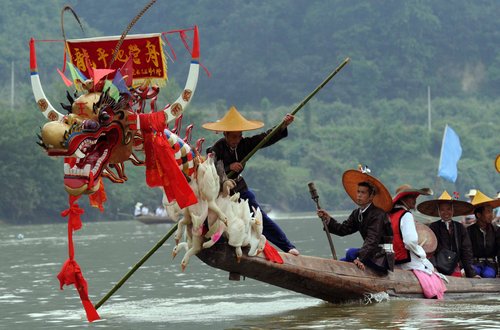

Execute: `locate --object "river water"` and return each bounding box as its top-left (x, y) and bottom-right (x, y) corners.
top-left (1, 214), bottom-right (500, 329)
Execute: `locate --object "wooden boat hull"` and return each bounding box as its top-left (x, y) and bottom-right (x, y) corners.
top-left (197, 243), bottom-right (500, 302)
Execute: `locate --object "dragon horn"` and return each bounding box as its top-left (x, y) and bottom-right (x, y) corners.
top-left (30, 38), bottom-right (65, 121)
top-left (163, 25), bottom-right (200, 124)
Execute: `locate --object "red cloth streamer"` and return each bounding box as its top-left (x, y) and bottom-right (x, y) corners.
top-left (139, 111), bottom-right (197, 209)
top-left (58, 195), bottom-right (100, 322)
top-left (262, 241), bottom-right (284, 264)
top-left (88, 178), bottom-right (107, 212)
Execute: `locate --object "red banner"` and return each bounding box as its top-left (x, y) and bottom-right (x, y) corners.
top-left (66, 33), bottom-right (167, 82)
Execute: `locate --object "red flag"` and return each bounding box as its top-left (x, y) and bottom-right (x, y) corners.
top-left (57, 68), bottom-right (74, 87)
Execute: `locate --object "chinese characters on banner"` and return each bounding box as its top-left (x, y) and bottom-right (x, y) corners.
top-left (66, 33), bottom-right (167, 82)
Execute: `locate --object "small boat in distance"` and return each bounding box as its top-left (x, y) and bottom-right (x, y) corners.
top-left (134, 214), bottom-right (176, 225)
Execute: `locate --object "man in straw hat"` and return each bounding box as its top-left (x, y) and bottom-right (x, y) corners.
top-left (316, 169), bottom-right (394, 273)
top-left (466, 190), bottom-right (500, 278)
top-left (417, 191), bottom-right (478, 278)
top-left (389, 185), bottom-right (435, 271)
top-left (203, 106), bottom-right (299, 255)
top-left (389, 185), bottom-right (447, 298)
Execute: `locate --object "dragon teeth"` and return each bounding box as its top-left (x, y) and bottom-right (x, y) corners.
top-left (74, 148), bottom-right (85, 159)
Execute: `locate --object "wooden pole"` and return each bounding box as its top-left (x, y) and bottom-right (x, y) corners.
top-left (308, 182), bottom-right (337, 260)
top-left (227, 57), bottom-right (350, 178)
top-left (94, 223), bottom-right (178, 310)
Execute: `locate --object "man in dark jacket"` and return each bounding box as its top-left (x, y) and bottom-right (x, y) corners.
top-left (417, 191), bottom-right (478, 278)
top-left (203, 106), bottom-right (299, 255)
top-left (467, 190), bottom-right (500, 278)
top-left (317, 169), bottom-right (394, 273)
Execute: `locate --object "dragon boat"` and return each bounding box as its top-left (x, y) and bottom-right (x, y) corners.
top-left (197, 243), bottom-right (500, 302)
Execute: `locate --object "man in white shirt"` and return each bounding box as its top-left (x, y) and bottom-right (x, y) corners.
top-left (389, 185), bottom-right (434, 274)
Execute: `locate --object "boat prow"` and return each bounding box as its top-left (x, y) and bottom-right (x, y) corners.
top-left (197, 243), bottom-right (500, 303)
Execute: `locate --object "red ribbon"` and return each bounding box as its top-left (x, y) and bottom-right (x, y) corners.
top-left (58, 195), bottom-right (100, 322)
top-left (140, 111), bottom-right (197, 209)
top-left (262, 241), bottom-right (284, 264)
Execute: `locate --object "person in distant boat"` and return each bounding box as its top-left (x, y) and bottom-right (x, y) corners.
top-left (203, 106), bottom-right (300, 256)
top-left (467, 190), bottom-right (500, 278)
top-left (389, 184), bottom-right (435, 272)
top-left (134, 202), bottom-right (143, 217)
top-left (155, 205), bottom-right (167, 217)
top-left (417, 191), bottom-right (479, 278)
top-left (461, 189), bottom-right (477, 226)
top-left (316, 169), bottom-right (394, 273)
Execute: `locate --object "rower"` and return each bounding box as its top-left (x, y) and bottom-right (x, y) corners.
top-left (203, 106), bottom-right (299, 256)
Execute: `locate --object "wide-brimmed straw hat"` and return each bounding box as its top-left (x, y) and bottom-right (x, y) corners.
top-left (392, 184), bottom-right (433, 204)
top-left (495, 154), bottom-right (500, 173)
top-left (417, 191), bottom-right (473, 217)
top-left (202, 106), bottom-right (264, 132)
top-left (465, 189), bottom-right (477, 198)
top-left (135, 202), bottom-right (143, 208)
top-left (471, 190), bottom-right (500, 209)
top-left (415, 221), bottom-right (437, 254)
top-left (342, 169), bottom-right (393, 212)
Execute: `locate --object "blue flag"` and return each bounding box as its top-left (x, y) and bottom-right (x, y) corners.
top-left (438, 125), bottom-right (462, 182)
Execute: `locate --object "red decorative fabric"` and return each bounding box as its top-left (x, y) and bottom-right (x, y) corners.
top-left (88, 178), bottom-right (107, 212)
top-left (59, 195), bottom-right (100, 322)
top-left (139, 111), bottom-right (197, 209)
top-left (262, 241), bottom-right (284, 264)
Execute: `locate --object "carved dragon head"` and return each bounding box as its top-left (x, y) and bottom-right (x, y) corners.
top-left (31, 26), bottom-right (200, 197)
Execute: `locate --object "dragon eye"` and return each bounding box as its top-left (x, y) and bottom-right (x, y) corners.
top-left (99, 110), bottom-right (111, 124)
top-left (83, 119), bottom-right (99, 130)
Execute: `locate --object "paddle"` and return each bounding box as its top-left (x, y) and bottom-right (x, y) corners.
top-left (227, 57), bottom-right (350, 179)
top-left (308, 182), bottom-right (337, 260)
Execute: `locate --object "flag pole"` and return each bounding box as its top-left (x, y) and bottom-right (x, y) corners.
top-left (437, 124), bottom-right (448, 178)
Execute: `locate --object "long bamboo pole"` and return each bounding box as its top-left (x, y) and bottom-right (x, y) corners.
top-left (95, 57), bottom-right (350, 309)
top-left (227, 57), bottom-right (350, 178)
top-left (94, 223), bottom-right (178, 310)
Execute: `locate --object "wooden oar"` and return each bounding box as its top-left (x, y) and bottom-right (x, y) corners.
top-left (227, 57), bottom-right (350, 178)
top-left (308, 182), bottom-right (337, 260)
top-left (94, 223), bottom-right (178, 310)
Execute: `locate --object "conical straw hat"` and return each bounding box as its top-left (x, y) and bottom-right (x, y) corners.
top-left (342, 169), bottom-right (393, 212)
top-left (470, 190), bottom-right (500, 209)
top-left (202, 106), bottom-right (264, 132)
top-left (417, 191), bottom-right (473, 217)
top-left (415, 221), bottom-right (437, 254)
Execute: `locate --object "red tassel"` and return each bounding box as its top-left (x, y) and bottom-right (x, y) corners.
top-left (263, 241), bottom-right (284, 264)
top-left (58, 195), bottom-right (100, 322)
top-left (140, 112), bottom-right (197, 209)
top-left (57, 259), bottom-right (100, 322)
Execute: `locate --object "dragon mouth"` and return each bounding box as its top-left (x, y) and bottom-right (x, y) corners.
top-left (63, 129), bottom-right (119, 195)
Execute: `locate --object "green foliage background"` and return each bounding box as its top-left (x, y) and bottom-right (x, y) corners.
top-left (0, 0), bottom-right (498, 223)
